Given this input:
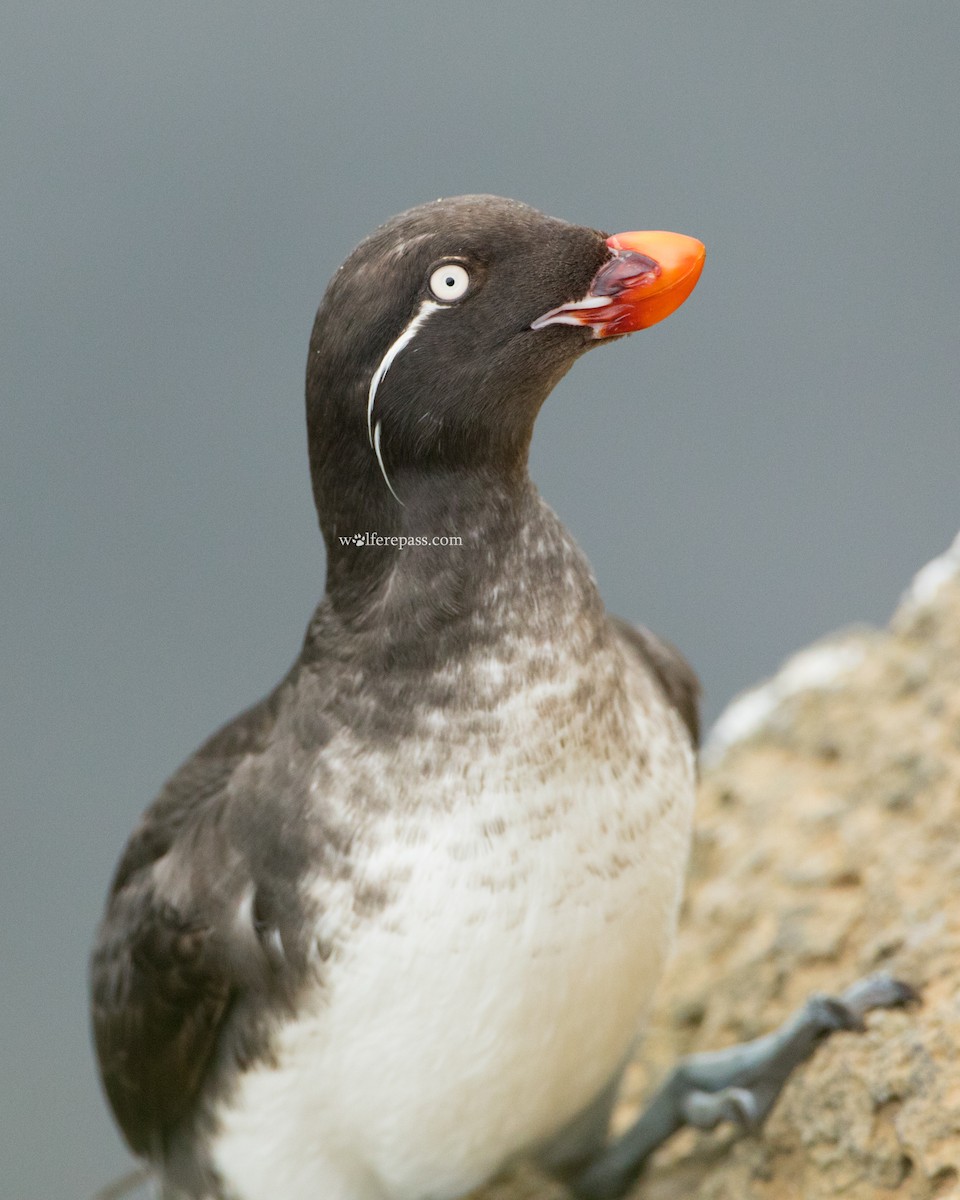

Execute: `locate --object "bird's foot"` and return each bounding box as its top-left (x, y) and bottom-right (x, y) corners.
top-left (569, 972), bottom-right (918, 1200)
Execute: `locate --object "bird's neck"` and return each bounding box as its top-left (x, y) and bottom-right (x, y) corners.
top-left (318, 462), bottom-right (529, 613)
top-left (307, 463), bottom-right (602, 673)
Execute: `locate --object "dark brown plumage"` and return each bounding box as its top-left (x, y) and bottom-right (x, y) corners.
top-left (90, 196), bottom-right (703, 1200)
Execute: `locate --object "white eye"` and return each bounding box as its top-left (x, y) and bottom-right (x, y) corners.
top-left (428, 262), bottom-right (470, 303)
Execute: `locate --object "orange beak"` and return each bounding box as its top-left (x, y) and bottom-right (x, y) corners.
top-left (531, 230), bottom-right (706, 338)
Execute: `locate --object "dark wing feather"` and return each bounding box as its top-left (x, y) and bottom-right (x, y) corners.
top-left (91, 687), bottom-right (291, 1158)
top-left (92, 889), bottom-right (234, 1157)
top-left (610, 615), bottom-right (701, 748)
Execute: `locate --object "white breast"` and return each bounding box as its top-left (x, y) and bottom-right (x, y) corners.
top-left (210, 645), bottom-right (695, 1200)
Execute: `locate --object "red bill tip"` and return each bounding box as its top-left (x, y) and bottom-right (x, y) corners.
top-left (532, 230), bottom-right (705, 337)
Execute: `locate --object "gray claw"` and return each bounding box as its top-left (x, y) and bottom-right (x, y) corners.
top-left (681, 1085), bottom-right (760, 1132)
top-left (841, 973), bottom-right (919, 1019)
top-left (718, 1086), bottom-right (762, 1132)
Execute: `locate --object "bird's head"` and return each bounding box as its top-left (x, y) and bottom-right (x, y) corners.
top-left (306, 195), bottom-right (704, 531)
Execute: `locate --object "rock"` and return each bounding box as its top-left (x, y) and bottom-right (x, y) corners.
top-left (477, 534), bottom-right (960, 1200)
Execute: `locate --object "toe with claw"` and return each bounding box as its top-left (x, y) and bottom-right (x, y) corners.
top-left (569, 972), bottom-right (918, 1200)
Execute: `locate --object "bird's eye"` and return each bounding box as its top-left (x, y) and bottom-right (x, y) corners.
top-left (428, 263), bottom-right (470, 303)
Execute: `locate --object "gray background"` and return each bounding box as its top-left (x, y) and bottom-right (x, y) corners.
top-left (3, 4), bottom-right (958, 1197)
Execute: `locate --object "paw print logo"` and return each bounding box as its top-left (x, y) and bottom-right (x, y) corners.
top-left (352, 534), bottom-right (364, 546)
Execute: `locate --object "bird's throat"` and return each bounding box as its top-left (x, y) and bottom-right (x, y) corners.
top-left (318, 464), bottom-right (535, 633)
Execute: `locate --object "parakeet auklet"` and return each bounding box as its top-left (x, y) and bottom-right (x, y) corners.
top-left (91, 196), bottom-right (912, 1200)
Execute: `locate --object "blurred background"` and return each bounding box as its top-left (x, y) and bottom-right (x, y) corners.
top-left (3, 4), bottom-right (958, 1196)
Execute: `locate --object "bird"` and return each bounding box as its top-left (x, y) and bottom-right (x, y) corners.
top-left (90, 195), bottom-right (909, 1200)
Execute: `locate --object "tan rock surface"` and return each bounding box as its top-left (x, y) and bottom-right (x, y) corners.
top-left (473, 539), bottom-right (960, 1200)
